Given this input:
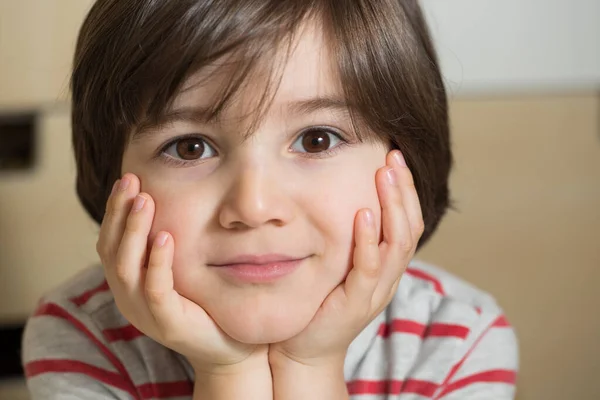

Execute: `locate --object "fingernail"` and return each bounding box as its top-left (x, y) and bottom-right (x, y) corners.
top-left (111, 180), bottom-right (120, 195)
top-left (119, 177), bottom-right (131, 191)
top-left (386, 168), bottom-right (398, 186)
top-left (155, 232), bottom-right (168, 247)
top-left (393, 151), bottom-right (407, 167)
top-left (132, 195), bottom-right (146, 212)
top-left (363, 209), bottom-right (374, 227)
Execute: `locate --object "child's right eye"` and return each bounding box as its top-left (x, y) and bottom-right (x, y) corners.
top-left (160, 135), bottom-right (217, 166)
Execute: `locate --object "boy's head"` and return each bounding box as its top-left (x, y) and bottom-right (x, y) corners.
top-left (71, 0), bottom-right (452, 343)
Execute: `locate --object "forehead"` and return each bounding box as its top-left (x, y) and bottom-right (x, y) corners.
top-left (172, 21), bottom-right (340, 117)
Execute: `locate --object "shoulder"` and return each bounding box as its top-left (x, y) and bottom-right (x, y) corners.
top-left (401, 259), bottom-right (501, 313)
top-left (24, 265), bottom-right (128, 341)
top-left (21, 266), bottom-right (193, 399)
top-left (35, 265), bottom-right (115, 315)
top-left (385, 260), bottom-right (519, 398)
top-left (394, 259), bottom-right (518, 350)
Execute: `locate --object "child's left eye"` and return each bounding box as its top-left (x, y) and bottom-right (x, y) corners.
top-left (290, 127), bottom-right (346, 156)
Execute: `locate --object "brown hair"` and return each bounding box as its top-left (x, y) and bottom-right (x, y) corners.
top-left (71, 0), bottom-right (453, 249)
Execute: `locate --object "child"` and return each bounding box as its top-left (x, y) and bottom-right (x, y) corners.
top-left (22, 0), bottom-right (518, 399)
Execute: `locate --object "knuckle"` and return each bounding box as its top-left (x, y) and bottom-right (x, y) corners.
top-left (159, 329), bottom-right (182, 347)
top-left (145, 287), bottom-right (167, 305)
top-left (114, 263), bottom-right (131, 284)
top-left (362, 261), bottom-right (380, 279)
top-left (397, 237), bottom-right (413, 253)
top-left (104, 194), bottom-right (113, 213)
top-left (105, 207), bottom-right (122, 222)
top-left (105, 197), bottom-right (122, 217)
top-left (356, 305), bottom-right (371, 323)
top-left (400, 168), bottom-right (416, 187)
top-left (414, 219), bottom-right (425, 236)
top-left (123, 216), bottom-right (140, 235)
top-left (95, 240), bottom-right (104, 257)
top-left (146, 258), bottom-right (160, 273)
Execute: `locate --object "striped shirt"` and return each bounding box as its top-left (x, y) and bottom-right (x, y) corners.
top-left (22, 259), bottom-right (518, 399)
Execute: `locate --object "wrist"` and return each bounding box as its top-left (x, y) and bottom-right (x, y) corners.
top-left (270, 352), bottom-right (348, 400)
top-left (268, 347), bottom-right (346, 370)
top-left (192, 350), bottom-right (273, 400)
top-left (193, 367), bottom-right (273, 400)
top-left (190, 346), bottom-right (269, 376)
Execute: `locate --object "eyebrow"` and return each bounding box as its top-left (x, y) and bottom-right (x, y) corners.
top-left (132, 96), bottom-right (351, 141)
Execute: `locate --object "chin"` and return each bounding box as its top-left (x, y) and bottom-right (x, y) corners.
top-left (209, 296), bottom-right (321, 344)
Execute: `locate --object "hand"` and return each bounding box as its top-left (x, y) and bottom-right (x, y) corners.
top-left (269, 150), bottom-right (424, 367)
top-left (96, 173), bottom-right (268, 374)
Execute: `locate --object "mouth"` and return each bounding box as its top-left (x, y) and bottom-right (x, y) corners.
top-left (209, 254), bottom-right (311, 283)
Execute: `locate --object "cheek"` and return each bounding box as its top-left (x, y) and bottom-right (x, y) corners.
top-left (306, 166), bottom-right (383, 266)
top-left (316, 166), bottom-right (382, 231)
top-left (141, 183), bottom-right (213, 259)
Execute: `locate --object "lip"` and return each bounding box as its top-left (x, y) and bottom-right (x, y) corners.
top-left (211, 254), bottom-right (304, 266)
top-left (209, 254), bottom-right (309, 283)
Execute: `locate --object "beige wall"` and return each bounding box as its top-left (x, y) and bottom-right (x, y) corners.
top-left (1, 2), bottom-right (599, 399)
top-left (0, 1), bottom-right (93, 109)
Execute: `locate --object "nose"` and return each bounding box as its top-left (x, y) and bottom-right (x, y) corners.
top-left (218, 165), bottom-right (294, 230)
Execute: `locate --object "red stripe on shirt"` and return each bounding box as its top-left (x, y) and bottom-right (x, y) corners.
top-left (402, 379), bottom-right (439, 397)
top-left (426, 323), bottom-right (470, 339)
top-left (378, 319), bottom-right (426, 338)
top-left (138, 380), bottom-right (194, 399)
top-left (433, 315), bottom-right (512, 399)
top-left (34, 303), bottom-right (137, 396)
top-left (436, 369), bottom-right (517, 398)
top-left (347, 379), bottom-right (393, 394)
top-left (379, 320), bottom-right (469, 339)
top-left (493, 315), bottom-right (510, 327)
top-left (25, 359), bottom-right (136, 397)
top-left (70, 280), bottom-right (110, 307)
top-left (104, 324), bottom-right (144, 342)
top-left (347, 379), bottom-right (437, 396)
top-left (405, 268), bottom-right (445, 295)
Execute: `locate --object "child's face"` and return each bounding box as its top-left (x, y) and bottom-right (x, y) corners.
top-left (121, 22), bottom-right (389, 344)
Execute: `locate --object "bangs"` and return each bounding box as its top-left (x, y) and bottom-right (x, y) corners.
top-left (120, 0), bottom-right (387, 144)
top-left (129, 2), bottom-right (323, 140)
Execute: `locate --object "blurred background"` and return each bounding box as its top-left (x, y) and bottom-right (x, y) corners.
top-left (0, 0), bottom-right (598, 399)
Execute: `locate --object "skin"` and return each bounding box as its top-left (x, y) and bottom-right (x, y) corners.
top-left (96, 20), bottom-right (424, 398)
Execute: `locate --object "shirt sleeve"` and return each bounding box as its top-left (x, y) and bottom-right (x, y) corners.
top-left (434, 315), bottom-right (519, 399)
top-left (22, 302), bottom-right (137, 400)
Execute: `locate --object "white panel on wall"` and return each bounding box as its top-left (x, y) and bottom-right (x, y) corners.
top-left (421, 0), bottom-right (600, 95)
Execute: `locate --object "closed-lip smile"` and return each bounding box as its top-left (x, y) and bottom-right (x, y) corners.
top-left (209, 254), bottom-right (310, 283)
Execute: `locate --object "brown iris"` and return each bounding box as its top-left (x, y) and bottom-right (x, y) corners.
top-left (175, 138), bottom-right (204, 160)
top-left (301, 129), bottom-right (331, 153)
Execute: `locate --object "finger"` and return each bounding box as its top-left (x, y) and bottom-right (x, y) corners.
top-left (113, 192), bottom-right (155, 293)
top-left (390, 150), bottom-right (425, 244)
top-left (144, 232), bottom-right (179, 331)
top-left (97, 174), bottom-right (141, 266)
top-left (371, 165), bottom-right (412, 306)
top-left (96, 179), bottom-right (119, 261)
top-left (344, 208), bottom-right (381, 312)
top-left (377, 165), bottom-right (412, 251)
top-left (144, 232), bottom-right (186, 336)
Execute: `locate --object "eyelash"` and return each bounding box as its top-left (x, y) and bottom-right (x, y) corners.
top-left (155, 128), bottom-right (351, 168)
